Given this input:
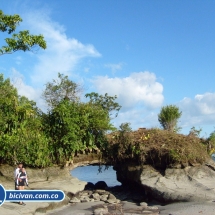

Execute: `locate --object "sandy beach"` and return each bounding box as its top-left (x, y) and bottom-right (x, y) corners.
top-left (45, 200), bottom-right (215, 215)
top-left (46, 200), bottom-right (215, 215)
top-left (159, 201), bottom-right (215, 215)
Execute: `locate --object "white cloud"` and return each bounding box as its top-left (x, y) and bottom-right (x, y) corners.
top-left (179, 92), bottom-right (215, 129)
top-left (105, 63), bottom-right (124, 73)
top-left (22, 10), bottom-right (101, 86)
top-left (113, 109), bottom-right (160, 130)
top-left (91, 71), bottom-right (164, 110)
top-left (10, 68), bottom-right (47, 111)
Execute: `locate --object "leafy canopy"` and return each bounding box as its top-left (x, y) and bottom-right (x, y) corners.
top-left (42, 73), bottom-right (82, 109)
top-left (0, 10), bottom-right (46, 55)
top-left (85, 92), bottom-right (121, 118)
top-left (0, 74), bottom-right (50, 167)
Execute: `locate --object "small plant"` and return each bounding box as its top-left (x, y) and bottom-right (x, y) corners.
top-left (158, 105), bottom-right (182, 132)
top-left (119, 122), bottom-right (132, 132)
top-left (189, 126), bottom-right (202, 137)
top-left (207, 130), bottom-right (215, 154)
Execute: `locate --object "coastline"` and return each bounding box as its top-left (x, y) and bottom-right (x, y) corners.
top-left (1, 172), bottom-right (215, 215)
top-left (1, 162), bottom-right (215, 215)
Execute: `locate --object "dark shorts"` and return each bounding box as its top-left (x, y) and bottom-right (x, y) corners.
top-left (18, 180), bottom-right (25, 187)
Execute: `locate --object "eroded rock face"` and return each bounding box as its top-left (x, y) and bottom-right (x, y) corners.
top-left (0, 164), bottom-right (72, 182)
top-left (115, 159), bottom-right (215, 203)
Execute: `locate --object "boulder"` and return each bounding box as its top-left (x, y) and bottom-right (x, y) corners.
top-left (84, 182), bottom-right (95, 190)
top-left (115, 159), bottom-right (215, 203)
top-left (95, 181), bottom-right (108, 190)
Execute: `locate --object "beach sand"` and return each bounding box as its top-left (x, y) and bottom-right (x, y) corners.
top-left (46, 200), bottom-right (215, 215)
top-left (158, 201), bottom-right (215, 215)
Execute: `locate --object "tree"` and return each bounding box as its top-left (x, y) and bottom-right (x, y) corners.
top-left (42, 100), bottom-right (81, 163)
top-left (85, 92), bottom-right (121, 118)
top-left (0, 74), bottom-right (51, 167)
top-left (0, 10), bottom-right (46, 55)
top-left (158, 105), bottom-right (182, 132)
top-left (0, 73), bottom-right (20, 134)
top-left (119, 122), bottom-right (132, 132)
top-left (42, 73), bottom-right (82, 109)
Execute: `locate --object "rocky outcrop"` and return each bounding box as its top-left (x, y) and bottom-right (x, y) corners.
top-left (115, 159), bottom-right (215, 203)
top-left (70, 187), bottom-right (159, 215)
top-left (0, 164), bottom-right (87, 214)
top-left (0, 164), bottom-right (72, 183)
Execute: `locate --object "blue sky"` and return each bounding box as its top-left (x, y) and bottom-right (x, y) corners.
top-left (1, 0), bottom-right (215, 137)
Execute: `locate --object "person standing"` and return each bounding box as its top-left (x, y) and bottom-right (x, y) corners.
top-left (17, 168), bottom-right (28, 205)
top-left (14, 163), bottom-right (23, 190)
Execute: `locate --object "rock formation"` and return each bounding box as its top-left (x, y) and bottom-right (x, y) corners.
top-left (114, 158), bottom-right (215, 203)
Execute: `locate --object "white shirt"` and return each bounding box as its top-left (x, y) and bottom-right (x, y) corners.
top-left (16, 171), bottom-right (28, 186)
top-left (14, 168), bottom-right (27, 180)
top-left (14, 168), bottom-right (20, 180)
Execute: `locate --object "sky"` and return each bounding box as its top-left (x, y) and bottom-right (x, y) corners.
top-left (1, 0), bottom-right (215, 137)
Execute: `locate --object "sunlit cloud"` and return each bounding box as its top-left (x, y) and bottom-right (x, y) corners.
top-left (22, 9), bottom-right (101, 86)
top-left (179, 92), bottom-right (215, 129)
top-left (114, 108), bottom-right (160, 130)
top-left (10, 68), bottom-right (47, 110)
top-left (91, 71), bottom-right (164, 110)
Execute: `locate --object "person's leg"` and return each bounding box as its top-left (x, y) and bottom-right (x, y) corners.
top-left (18, 186), bottom-right (24, 205)
top-left (22, 186), bottom-right (26, 205)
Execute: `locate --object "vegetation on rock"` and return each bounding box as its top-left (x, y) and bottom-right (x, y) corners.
top-left (104, 128), bottom-right (210, 169)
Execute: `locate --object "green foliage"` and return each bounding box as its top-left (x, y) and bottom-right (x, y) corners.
top-left (208, 130), bottom-right (215, 142)
top-left (42, 76), bottom-right (117, 165)
top-left (158, 105), bottom-right (182, 132)
top-left (0, 10), bottom-right (46, 55)
top-left (0, 10), bottom-right (22, 33)
top-left (0, 74), bottom-right (19, 134)
top-left (42, 99), bottom-right (114, 164)
top-left (42, 73), bottom-right (81, 108)
top-left (119, 122), bottom-right (132, 132)
top-left (0, 74), bottom-right (50, 167)
top-left (43, 100), bottom-right (81, 163)
top-left (0, 73), bottom-right (118, 167)
top-left (85, 92), bottom-right (121, 118)
top-left (206, 130), bottom-right (215, 155)
top-left (0, 119), bottom-right (50, 167)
